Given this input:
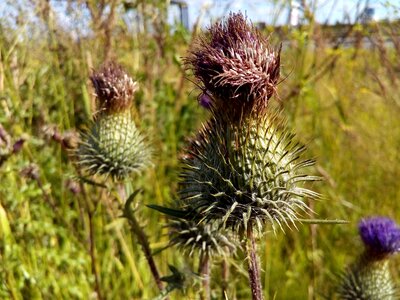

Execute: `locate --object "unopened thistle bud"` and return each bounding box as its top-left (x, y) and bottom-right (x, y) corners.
top-left (181, 13), bottom-right (318, 234)
top-left (167, 214), bottom-right (237, 257)
top-left (338, 217), bottom-right (400, 299)
top-left (78, 63), bottom-right (150, 180)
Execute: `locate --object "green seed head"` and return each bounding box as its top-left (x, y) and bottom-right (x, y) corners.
top-left (180, 113), bottom-right (319, 234)
top-left (78, 63), bottom-right (150, 180)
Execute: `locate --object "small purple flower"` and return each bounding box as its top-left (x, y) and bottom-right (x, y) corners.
top-left (358, 216), bottom-right (400, 256)
top-left (12, 138), bottom-right (25, 154)
top-left (198, 93), bottom-right (213, 109)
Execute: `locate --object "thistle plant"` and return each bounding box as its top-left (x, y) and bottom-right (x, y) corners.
top-left (77, 63), bottom-right (164, 294)
top-left (148, 200), bottom-right (237, 299)
top-left (164, 209), bottom-right (237, 300)
top-left (338, 217), bottom-right (400, 300)
top-left (179, 13), bottom-right (320, 300)
top-left (78, 63), bottom-right (150, 180)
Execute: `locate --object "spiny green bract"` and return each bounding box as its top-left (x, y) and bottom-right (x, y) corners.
top-left (338, 259), bottom-right (398, 300)
top-left (167, 217), bottom-right (237, 257)
top-left (78, 111), bottom-right (150, 180)
top-left (179, 112), bottom-right (319, 234)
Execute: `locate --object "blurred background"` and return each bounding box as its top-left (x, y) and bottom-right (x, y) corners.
top-left (0, 0), bottom-right (399, 299)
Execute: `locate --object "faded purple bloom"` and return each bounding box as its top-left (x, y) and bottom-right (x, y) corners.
top-left (91, 62), bottom-right (138, 114)
top-left (20, 164), bottom-right (40, 181)
top-left (186, 12), bottom-right (280, 120)
top-left (198, 93), bottom-right (213, 109)
top-left (12, 138), bottom-right (25, 154)
top-left (62, 131), bottom-right (79, 149)
top-left (359, 217), bottom-right (400, 256)
top-left (66, 179), bottom-right (81, 195)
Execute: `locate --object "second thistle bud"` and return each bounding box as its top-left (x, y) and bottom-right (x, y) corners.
top-left (338, 217), bottom-right (400, 299)
top-left (78, 63), bottom-right (150, 180)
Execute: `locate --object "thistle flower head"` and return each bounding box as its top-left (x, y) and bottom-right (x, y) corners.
top-left (90, 62), bottom-right (138, 114)
top-left (187, 12), bottom-right (280, 120)
top-left (179, 113), bottom-right (319, 234)
top-left (359, 217), bottom-right (400, 257)
top-left (78, 63), bottom-right (150, 180)
top-left (337, 217), bottom-right (400, 300)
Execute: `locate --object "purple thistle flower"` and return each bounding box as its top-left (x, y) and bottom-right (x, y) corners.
top-left (358, 216), bottom-right (400, 256)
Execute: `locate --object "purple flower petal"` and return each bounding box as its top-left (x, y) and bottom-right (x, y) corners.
top-left (358, 216), bottom-right (400, 255)
top-left (199, 93), bottom-right (213, 109)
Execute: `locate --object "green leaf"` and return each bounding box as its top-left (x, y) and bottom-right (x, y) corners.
top-left (147, 205), bottom-right (189, 219)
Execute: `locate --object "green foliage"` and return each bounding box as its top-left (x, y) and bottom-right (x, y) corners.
top-left (0, 1), bottom-right (400, 299)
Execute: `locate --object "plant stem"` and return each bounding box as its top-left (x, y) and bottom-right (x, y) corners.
top-left (88, 209), bottom-right (103, 300)
top-left (127, 213), bottom-right (164, 291)
top-left (245, 226), bottom-right (264, 300)
top-left (118, 184), bottom-right (167, 298)
top-left (221, 256), bottom-right (229, 298)
top-left (78, 172), bottom-right (103, 300)
top-left (199, 252), bottom-right (210, 300)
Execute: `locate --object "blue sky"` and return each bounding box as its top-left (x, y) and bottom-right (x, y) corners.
top-left (184, 0), bottom-right (399, 27)
top-left (1, 0), bottom-right (399, 33)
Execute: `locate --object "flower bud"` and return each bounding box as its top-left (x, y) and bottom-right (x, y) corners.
top-left (338, 217), bottom-right (400, 299)
top-left (78, 63), bottom-right (150, 180)
top-left (167, 214), bottom-right (237, 257)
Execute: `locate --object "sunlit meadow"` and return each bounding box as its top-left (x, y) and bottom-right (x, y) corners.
top-left (0, 1), bottom-right (399, 299)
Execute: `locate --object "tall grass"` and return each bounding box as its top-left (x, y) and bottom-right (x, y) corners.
top-left (0, 1), bottom-right (399, 299)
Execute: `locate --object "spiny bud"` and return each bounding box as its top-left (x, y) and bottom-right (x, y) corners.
top-left (167, 216), bottom-right (237, 257)
top-left (179, 113), bottom-right (319, 234)
top-left (337, 217), bottom-right (400, 299)
top-left (186, 12), bottom-right (280, 121)
top-left (78, 63), bottom-right (150, 180)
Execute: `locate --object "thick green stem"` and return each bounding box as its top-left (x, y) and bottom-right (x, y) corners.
top-left (245, 226), bottom-right (264, 300)
top-left (199, 252), bottom-right (210, 300)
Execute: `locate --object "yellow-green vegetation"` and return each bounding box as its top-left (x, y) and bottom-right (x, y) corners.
top-left (0, 1), bottom-right (399, 299)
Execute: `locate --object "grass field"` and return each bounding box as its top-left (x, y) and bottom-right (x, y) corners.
top-left (0, 1), bottom-right (399, 299)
